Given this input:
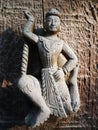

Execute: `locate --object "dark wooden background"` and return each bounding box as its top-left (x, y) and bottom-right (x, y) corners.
top-left (0, 0), bottom-right (98, 130)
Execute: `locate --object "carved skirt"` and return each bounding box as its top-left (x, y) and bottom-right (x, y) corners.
top-left (41, 67), bottom-right (68, 117)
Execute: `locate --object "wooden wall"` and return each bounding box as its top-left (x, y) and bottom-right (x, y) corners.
top-left (0, 0), bottom-right (98, 130)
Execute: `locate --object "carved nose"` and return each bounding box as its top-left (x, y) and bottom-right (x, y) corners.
top-left (51, 20), bottom-right (55, 25)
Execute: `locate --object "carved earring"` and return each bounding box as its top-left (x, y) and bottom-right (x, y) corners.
top-left (43, 22), bottom-right (47, 32)
top-left (58, 25), bottom-right (61, 32)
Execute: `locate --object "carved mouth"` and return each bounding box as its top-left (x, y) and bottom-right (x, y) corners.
top-left (51, 26), bottom-right (57, 28)
top-left (50, 26), bottom-right (57, 30)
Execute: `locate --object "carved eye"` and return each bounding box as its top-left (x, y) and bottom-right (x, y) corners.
top-left (54, 19), bottom-right (58, 22)
top-left (47, 19), bottom-right (52, 23)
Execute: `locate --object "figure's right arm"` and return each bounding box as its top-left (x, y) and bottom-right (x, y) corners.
top-left (23, 10), bottom-right (38, 43)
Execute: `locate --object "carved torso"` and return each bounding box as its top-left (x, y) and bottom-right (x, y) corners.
top-left (36, 37), bottom-right (68, 116)
top-left (38, 36), bottom-right (63, 68)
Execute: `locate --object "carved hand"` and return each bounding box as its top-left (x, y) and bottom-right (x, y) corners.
top-left (53, 68), bottom-right (64, 82)
top-left (71, 97), bottom-right (80, 113)
top-left (70, 87), bottom-right (80, 113)
top-left (24, 10), bottom-right (34, 21)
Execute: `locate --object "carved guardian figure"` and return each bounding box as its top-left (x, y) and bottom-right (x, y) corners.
top-left (17, 8), bottom-right (80, 127)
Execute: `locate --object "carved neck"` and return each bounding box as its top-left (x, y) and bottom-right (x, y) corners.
top-left (45, 33), bottom-right (58, 40)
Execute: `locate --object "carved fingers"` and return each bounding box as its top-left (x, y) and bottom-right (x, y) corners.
top-left (70, 89), bottom-right (80, 113)
top-left (71, 97), bottom-right (80, 112)
top-left (53, 68), bottom-right (64, 82)
top-left (24, 10), bottom-right (34, 21)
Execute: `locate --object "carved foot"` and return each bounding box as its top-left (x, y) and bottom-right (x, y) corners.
top-left (25, 106), bottom-right (51, 127)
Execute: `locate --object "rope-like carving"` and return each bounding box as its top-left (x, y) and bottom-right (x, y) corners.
top-left (21, 43), bottom-right (29, 75)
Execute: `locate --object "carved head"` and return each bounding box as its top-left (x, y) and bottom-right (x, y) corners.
top-left (45, 8), bottom-right (61, 34)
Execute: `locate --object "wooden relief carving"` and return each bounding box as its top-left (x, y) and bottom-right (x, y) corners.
top-left (17, 8), bottom-right (80, 127)
top-left (0, 0), bottom-right (97, 130)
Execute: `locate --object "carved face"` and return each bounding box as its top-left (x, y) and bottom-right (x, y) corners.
top-left (45, 15), bottom-right (61, 33)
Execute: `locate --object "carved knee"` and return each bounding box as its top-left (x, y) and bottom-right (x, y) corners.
top-left (17, 74), bottom-right (41, 94)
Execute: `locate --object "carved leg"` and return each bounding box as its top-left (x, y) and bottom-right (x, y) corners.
top-left (57, 81), bottom-right (73, 115)
top-left (17, 74), bottom-right (51, 127)
top-left (69, 65), bottom-right (80, 112)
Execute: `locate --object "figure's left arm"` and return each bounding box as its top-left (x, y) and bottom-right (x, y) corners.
top-left (62, 41), bottom-right (80, 112)
top-left (62, 41), bottom-right (78, 74)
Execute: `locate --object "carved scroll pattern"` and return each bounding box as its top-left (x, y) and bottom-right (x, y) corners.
top-left (0, 0), bottom-right (43, 128)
